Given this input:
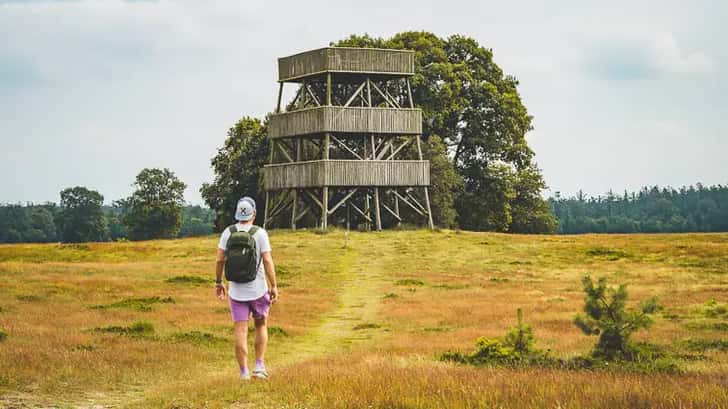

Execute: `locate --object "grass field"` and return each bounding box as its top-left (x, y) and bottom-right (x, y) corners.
top-left (1, 230), bottom-right (727, 408)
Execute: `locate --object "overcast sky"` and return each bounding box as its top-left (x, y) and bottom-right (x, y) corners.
top-left (1, 0), bottom-right (725, 205)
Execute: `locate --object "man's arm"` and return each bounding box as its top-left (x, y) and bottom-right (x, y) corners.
top-left (215, 248), bottom-right (226, 299)
top-left (262, 251), bottom-right (278, 301)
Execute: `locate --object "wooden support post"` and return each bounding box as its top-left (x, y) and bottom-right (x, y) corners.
top-left (394, 189), bottom-right (401, 227)
top-left (373, 187), bottom-right (382, 231)
top-left (364, 193), bottom-right (371, 231)
top-left (326, 73), bottom-right (332, 106)
top-left (416, 135), bottom-right (434, 229)
top-left (370, 133), bottom-right (382, 231)
top-left (346, 202), bottom-right (351, 231)
top-left (290, 138), bottom-right (301, 230)
top-left (290, 188), bottom-right (297, 230)
top-left (263, 192), bottom-right (271, 229)
top-left (322, 187), bottom-right (329, 230)
top-left (264, 138), bottom-right (276, 229)
top-left (406, 78), bottom-right (414, 109)
top-left (276, 82), bottom-right (283, 113)
top-left (366, 78), bottom-right (372, 107)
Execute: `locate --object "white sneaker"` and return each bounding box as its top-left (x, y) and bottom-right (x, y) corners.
top-left (252, 368), bottom-right (268, 379)
top-left (240, 371), bottom-right (251, 381)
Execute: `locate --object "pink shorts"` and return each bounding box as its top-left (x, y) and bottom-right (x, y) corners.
top-left (229, 293), bottom-right (271, 322)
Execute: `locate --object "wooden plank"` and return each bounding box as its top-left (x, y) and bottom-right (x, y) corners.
top-left (278, 47), bottom-right (415, 82)
top-left (263, 160), bottom-right (430, 190)
top-left (328, 188), bottom-right (358, 215)
top-left (392, 190), bottom-right (425, 217)
top-left (350, 202), bottom-right (372, 223)
top-left (381, 201), bottom-right (402, 221)
top-left (330, 134), bottom-right (363, 160)
top-left (268, 107), bottom-right (422, 138)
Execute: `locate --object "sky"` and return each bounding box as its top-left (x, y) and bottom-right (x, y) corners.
top-left (1, 0), bottom-right (725, 205)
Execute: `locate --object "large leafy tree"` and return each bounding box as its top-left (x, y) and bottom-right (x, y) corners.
top-left (57, 187), bottom-right (107, 243)
top-left (120, 168), bottom-right (187, 240)
top-left (335, 32), bottom-right (556, 232)
top-left (201, 117), bottom-right (269, 230)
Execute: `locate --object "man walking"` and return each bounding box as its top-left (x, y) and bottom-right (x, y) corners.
top-left (215, 196), bottom-right (278, 380)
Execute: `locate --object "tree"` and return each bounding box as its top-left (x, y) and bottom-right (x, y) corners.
top-left (335, 32), bottom-right (554, 232)
top-left (178, 205), bottom-right (215, 237)
top-left (508, 164), bottom-right (558, 233)
top-left (121, 168), bottom-right (187, 241)
top-left (57, 187), bottom-right (107, 243)
top-left (201, 118), bottom-right (269, 231)
top-left (417, 134), bottom-right (462, 228)
top-left (0, 204), bottom-right (32, 243)
top-left (574, 275), bottom-right (660, 360)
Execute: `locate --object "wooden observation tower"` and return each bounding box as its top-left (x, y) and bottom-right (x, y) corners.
top-left (263, 47), bottom-right (433, 230)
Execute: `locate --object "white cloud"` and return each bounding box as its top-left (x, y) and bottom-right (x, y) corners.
top-left (651, 32), bottom-right (715, 76)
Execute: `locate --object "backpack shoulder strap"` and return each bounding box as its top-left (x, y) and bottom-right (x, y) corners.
top-left (227, 225), bottom-right (237, 235)
top-left (248, 226), bottom-right (260, 237)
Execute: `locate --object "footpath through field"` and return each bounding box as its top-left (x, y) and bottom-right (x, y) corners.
top-left (230, 232), bottom-right (392, 407)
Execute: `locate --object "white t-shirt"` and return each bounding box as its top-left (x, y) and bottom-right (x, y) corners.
top-left (218, 223), bottom-right (272, 302)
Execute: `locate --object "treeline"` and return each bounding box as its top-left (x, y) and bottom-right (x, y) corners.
top-left (551, 184), bottom-right (728, 234)
top-left (0, 168), bottom-right (216, 244)
top-left (0, 203), bottom-right (215, 244)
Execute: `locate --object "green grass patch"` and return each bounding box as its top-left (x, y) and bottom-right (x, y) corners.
top-left (91, 296), bottom-right (175, 312)
top-left (395, 279), bottom-right (424, 286)
top-left (422, 326), bottom-right (453, 333)
top-left (383, 293), bottom-right (399, 299)
top-left (685, 321), bottom-right (728, 332)
top-left (681, 338), bottom-right (728, 352)
top-left (701, 299), bottom-right (727, 318)
top-left (94, 321), bottom-right (155, 336)
top-left (166, 275), bottom-right (209, 285)
top-left (353, 323), bottom-right (381, 330)
top-left (585, 247), bottom-right (631, 260)
top-left (489, 277), bottom-right (510, 283)
top-left (0, 328), bottom-right (7, 342)
top-left (247, 325), bottom-right (289, 337)
top-left (169, 331), bottom-right (227, 346)
top-left (16, 294), bottom-right (43, 302)
top-left (432, 283), bottom-right (470, 290)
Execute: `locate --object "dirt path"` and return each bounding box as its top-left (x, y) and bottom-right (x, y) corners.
top-left (276, 244), bottom-right (388, 363)
top-left (231, 237), bottom-right (390, 407)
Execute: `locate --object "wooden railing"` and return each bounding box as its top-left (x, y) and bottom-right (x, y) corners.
top-left (278, 47), bottom-right (415, 82)
top-left (268, 107), bottom-right (422, 138)
top-left (263, 160), bottom-right (430, 190)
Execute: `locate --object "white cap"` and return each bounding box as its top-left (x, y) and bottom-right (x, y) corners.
top-left (235, 197), bottom-right (256, 221)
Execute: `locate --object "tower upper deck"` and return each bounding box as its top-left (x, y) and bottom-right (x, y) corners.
top-left (278, 47), bottom-right (415, 82)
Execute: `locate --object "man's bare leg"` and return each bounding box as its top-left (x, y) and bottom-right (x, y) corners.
top-left (234, 321), bottom-right (250, 378)
top-left (253, 317), bottom-right (268, 377)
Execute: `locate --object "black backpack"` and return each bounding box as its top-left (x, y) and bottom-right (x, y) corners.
top-left (224, 225), bottom-right (260, 283)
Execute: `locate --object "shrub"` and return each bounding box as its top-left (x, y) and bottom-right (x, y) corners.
top-left (574, 275), bottom-right (661, 361)
top-left (0, 328), bottom-right (7, 342)
top-left (702, 299), bottom-right (727, 318)
top-left (441, 309), bottom-right (553, 367)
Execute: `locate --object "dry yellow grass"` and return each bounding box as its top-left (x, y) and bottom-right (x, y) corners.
top-left (0, 230), bottom-right (726, 408)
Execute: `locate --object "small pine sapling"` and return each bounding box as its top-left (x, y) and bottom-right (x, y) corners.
top-left (504, 308), bottom-right (536, 354)
top-left (574, 275), bottom-right (661, 361)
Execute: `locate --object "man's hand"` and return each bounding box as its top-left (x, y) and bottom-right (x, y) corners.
top-left (269, 286), bottom-right (279, 303)
top-left (216, 283), bottom-right (226, 300)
